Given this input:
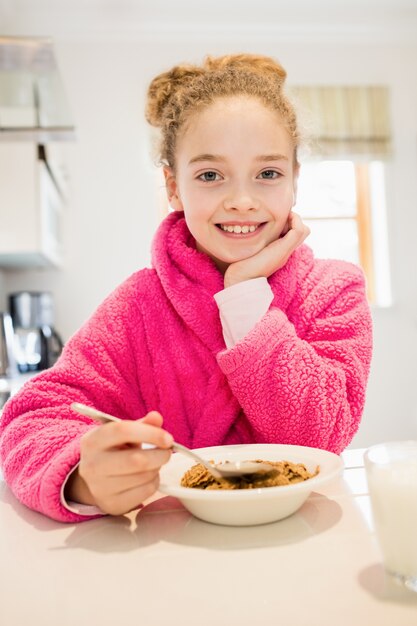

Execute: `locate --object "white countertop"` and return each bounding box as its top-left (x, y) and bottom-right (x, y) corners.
top-left (0, 448), bottom-right (416, 626)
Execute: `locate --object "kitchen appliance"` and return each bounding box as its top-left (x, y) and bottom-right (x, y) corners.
top-left (0, 312), bottom-right (17, 408)
top-left (9, 291), bottom-right (64, 372)
top-left (0, 311), bottom-right (17, 377)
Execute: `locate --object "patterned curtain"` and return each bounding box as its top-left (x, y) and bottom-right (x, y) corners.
top-left (290, 86), bottom-right (392, 159)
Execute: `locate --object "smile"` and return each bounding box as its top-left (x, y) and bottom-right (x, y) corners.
top-left (216, 223), bottom-right (265, 235)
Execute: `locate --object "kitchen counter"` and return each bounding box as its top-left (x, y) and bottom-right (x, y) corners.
top-left (0, 448), bottom-right (416, 625)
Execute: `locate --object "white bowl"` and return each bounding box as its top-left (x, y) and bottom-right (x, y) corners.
top-left (159, 443), bottom-right (343, 526)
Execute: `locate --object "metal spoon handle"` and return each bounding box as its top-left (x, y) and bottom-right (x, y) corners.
top-left (71, 403), bottom-right (223, 479)
top-left (171, 441), bottom-right (222, 479)
top-left (71, 402), bottom-right (121, 423)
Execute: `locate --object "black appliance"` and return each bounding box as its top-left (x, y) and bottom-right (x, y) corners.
top-left (9, 291), bottom-right (64, 373)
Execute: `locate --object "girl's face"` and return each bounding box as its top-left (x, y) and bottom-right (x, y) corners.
top-left (164, 96), bottom-right (299, 273)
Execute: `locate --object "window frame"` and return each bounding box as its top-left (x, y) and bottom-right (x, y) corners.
top-left (296, 160), bottom-right (379, 304)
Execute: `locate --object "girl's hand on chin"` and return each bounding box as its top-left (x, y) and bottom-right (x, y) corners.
top-left (223, 212), bottom-right (310, 288)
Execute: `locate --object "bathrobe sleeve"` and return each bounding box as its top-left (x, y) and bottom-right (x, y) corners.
top-left (215, 261), bottom-right (373, 454)
top-left (0, 273), bottom-right (148, 523)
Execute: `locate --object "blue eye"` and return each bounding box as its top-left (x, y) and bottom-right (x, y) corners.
top-left (259, 170), bottom-right (280, 179)
top-left (198, 171), bottom-right (220, 182)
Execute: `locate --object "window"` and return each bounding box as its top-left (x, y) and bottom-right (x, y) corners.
top-left (295, 159), bottom-right (391, 306)
top-left (290, 85), bottom-right (392, 306)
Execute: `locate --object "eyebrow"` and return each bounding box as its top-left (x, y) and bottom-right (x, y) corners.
top-left (258, 154), bottom-right (289, 162)
top-left (188, 154), bottom-right (225, 165)
top-left (188, 153), bottom-right (289, 165)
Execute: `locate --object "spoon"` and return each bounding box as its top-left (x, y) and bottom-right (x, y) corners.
top-left (70, 402), bottom-right (274, 480)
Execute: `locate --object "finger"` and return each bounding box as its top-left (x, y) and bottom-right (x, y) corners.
top-left (275, 232), bottom-right (305, 264)
top-left (278, 214), bottom-right (309, 250)
top-left (279, 212), bottom-right (292, 237)
top-left (97, 475), bottom-right (160, 516)
top-left (282, 225), bottom-right (308, 250)
top-left (99, 469), bottom-right (160, 493)
top-left (117, 470), bottom-right (160, 494)
top-left (82, 467), bottom-right (160, 497)
top-left (287, 211), bottom-right (303, 233)
top-left (101, 446), bottom-right (172, 476)
top-left (83, 420), bottom-right (174, 452)
top-left (257, 228), bottom-right (307, 276)
top-left (139, 411), bottom-right (164, 428)
top-left (288, 212), bottom-right (310, 239)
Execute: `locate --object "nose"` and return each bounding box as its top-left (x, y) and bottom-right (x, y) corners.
top-left (223, 184), bottom-right (259, 211)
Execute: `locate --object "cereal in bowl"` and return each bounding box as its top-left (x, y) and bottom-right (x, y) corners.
top-left (181, 460), bottom-right (319, 490)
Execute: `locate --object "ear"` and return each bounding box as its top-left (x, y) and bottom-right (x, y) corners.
top-left (163, 167), bottom-right (183, 212)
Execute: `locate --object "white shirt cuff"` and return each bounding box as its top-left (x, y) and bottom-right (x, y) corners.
top-left (61, 463), bottom-right (106, 517)
top-left (213, 277), bottom-right (274, 349)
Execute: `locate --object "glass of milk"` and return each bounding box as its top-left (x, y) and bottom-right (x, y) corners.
top-left (364, 441), bottom-right (417, 592)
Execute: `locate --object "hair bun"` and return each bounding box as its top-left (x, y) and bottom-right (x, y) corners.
top-left (146, 54), bottom-right (288, 127)
top-left (145, 53), bottom-right (298, 169)
top-left (145, 64), bottom-right (204, 127)
top-left (203, 53), bottom-right (286, 84)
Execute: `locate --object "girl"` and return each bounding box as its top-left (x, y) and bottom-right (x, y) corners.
top-left (0, 54), bottom-right (372, 522)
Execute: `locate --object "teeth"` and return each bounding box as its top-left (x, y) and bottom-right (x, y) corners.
top-left (219, 224), bottom-right (260, 234)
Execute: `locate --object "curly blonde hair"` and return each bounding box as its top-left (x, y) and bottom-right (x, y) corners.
top-left (145, 53), bottom-right (300, 170)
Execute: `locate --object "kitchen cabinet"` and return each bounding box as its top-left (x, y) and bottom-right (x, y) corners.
top-left (0, 142), bottom-right (67, 268)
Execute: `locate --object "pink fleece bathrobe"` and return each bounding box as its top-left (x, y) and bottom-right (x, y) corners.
top-left (0, 211), bottom-right (372, 522)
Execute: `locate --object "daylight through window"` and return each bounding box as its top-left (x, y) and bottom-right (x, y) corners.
top-left (295, 159), bottom-right (391, 306)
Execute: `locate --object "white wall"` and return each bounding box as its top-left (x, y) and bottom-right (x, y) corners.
top-left (1, 28), bottom-right (417, 447)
